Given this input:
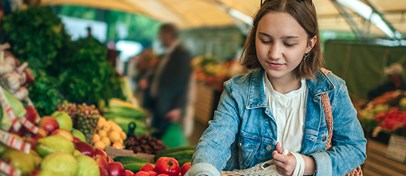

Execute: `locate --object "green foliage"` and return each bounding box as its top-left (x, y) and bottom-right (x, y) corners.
top-left (2, 6), bottom-right (124, 115)
top-left (59, 38), bottom-right (124, 105)
top-left (2, 6), bottom-right (69, 69)
top-left (28, 70), bottom-right (63, 116)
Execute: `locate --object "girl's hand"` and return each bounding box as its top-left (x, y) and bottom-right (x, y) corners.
top-left (272, 143), bottom-right (296, 176)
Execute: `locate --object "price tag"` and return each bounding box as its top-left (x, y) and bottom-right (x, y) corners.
top-left (20, 117), bottom-right (38, 134)
top-left (0, 160), bottom-right (21, 176)
top-left (386, 135), bottom-right (406, 163)
top-left (0, 130), bottom-right (30, 154)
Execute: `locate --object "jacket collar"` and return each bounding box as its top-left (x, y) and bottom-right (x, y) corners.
top-left (246, 69), bottom-right (335, 109)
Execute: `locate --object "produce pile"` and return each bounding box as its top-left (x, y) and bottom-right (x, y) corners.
top-left (0, 6), bottom-right (197, 176)
top-left (104, 98), bottom-right (148, 136)
top-left (125, 135), bottom-right (166, 155)
top-left (2, 6), bottom-right (124, 115)
top-left (0, 48), bottom-right (140, 176)
top-left (114, 146), bottom-right (194, 176)
top-left (192, 56), bottom-right (244, 91)
top-left (358, 90), bottom-right (406, 137)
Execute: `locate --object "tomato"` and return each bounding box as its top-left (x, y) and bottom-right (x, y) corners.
top-left (147, 171), bottom-right (158, 176)
top-left (135, 171), bottom-right (150, 176)
top-left (157, 174), bottom-right (169, 176)
top-left (180, 162), bottom-right (191, 176)
top-left (140, 163), bottom-right (155, 172)
top-left (155, 157), bottom-right (180, 176)
top-left (125, 170), bottom-right (135, 176)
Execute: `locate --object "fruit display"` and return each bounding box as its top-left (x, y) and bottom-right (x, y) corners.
top-left (192, 56), bottom-right (245, 91)
top-left (359, 90), bottom-right (406, 137)
top-left (104, 99), bottom-right (148, 136)
top-left (0, 49), bottom-right (33, 101)
top-left (154, 147), bottom-right (194, 166)
top-left (125, 136), bottom-right (166, 155)
top-left (92, 117), bottom-right (126, 150)
top-left (129, 157), bottom-right (191, 176)
top-left (57, 101), bottom-right (101, 141)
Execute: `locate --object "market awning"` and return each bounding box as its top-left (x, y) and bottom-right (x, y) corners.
top-left (41, 0), bottom-right (406, 38)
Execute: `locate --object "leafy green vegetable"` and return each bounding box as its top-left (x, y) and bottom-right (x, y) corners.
top-left (2, 6), bottom-right (124, 115)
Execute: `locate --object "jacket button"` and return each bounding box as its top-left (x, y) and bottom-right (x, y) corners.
top-left (265, 145), bottom-right (272, 151)
top-left (322, 135), bottom-right (327, 141)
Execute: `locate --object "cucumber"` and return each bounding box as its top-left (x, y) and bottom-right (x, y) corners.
top-left (114, 156), bottom-right (147, 164)
top-left (123, 162), bottom-right (146, 172)
top-left (155, 146), bottom-right (195, 157)
top-left (177, 158), bottom-right (192, 166)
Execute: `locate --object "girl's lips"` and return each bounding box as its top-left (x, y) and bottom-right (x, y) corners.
top-left (267, 61), bottom-right (285, 69)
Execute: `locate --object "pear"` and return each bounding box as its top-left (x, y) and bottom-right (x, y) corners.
top-left (29, 150), bottom-right (42, 167)
top-left (36, 135), bottom-right (74, 157)
top-left (75, 154), bottom-right (100, 176)
top-left (38, 170), bottom-right (63, 176)
top-left (2, 149), bottom-right (36, 175)
top-left (41, 152), bottom-right (78, 176)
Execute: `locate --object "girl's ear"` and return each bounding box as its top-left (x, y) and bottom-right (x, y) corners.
top-left (306, 36), bottom-right (317, 53)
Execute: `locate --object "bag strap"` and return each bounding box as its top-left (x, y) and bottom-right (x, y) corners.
top-left (321, 93), bottom-right (333, 150)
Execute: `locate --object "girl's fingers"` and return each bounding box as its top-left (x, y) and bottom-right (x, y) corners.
top-left (273, 159), bottom-right (285, 167)
top-left (276, 142), bottom-right (283, 154)
top-left (273, 152), bottom-right (289, 163)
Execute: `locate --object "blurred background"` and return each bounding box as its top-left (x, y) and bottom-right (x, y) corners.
top-left (0, 0), bottom-right (405, 175)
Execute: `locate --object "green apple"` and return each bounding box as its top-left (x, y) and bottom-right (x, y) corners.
top-left (72, 129), bottom-right (86, 142)
top-left (51, 111), bottom-right (73, 131)
top-left (41, 152), bottom-right (78, 176)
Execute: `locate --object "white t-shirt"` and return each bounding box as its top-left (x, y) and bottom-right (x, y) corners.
top-left (263, 73), bottom-right (307, 153)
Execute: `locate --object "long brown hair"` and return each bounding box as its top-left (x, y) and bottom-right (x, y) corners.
top-left (242, 0), bottom-right (323, 79)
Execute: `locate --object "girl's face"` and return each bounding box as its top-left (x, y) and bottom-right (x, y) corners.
top-left (256, 12), bottom-right (316, 81)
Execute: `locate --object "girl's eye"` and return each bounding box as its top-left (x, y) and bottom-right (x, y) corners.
top-left (284, 43), bottom-right (296, 47)
top-left (261, 39), bottom-right (272, 44)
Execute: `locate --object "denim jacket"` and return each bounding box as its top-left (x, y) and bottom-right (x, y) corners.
top-left (190, 69), bottom-right (367, 176)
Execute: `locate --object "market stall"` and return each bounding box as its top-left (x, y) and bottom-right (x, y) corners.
top-left (0, 0), bottom-right (405, 176)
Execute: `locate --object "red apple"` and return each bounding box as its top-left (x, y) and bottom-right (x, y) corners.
top-left (140, 163), bottom-right (155, 172)
top-left (135, 171), bottom-right (149, 176)
top-left (108, 156), bottom-right (114, 163)
top-left (95, 155), bottom-right (108, 170)
top-left (74, 141), bottom-right (95, 157)
top-left (39, 116), bottom-right (59, 134)
top-left (108, 162), bottom-right (125, 176)
top-left (95, 148), bottom-right (108, 159)
top-left (99, 166), bottom-right (109, 176)
top-left (51, 129), bottom-right (73, 142)
top-left (73, 136), bottom-right (81, 143)
top-left (148, 171), bottom-right (158, 176)
top-left (125, 170), bottom-right (135, 176)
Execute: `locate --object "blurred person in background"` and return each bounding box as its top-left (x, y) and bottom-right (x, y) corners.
top-left (368, 63), bottom-right (406, 100)
top-left (146, 23), bottom-right (192, 147)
